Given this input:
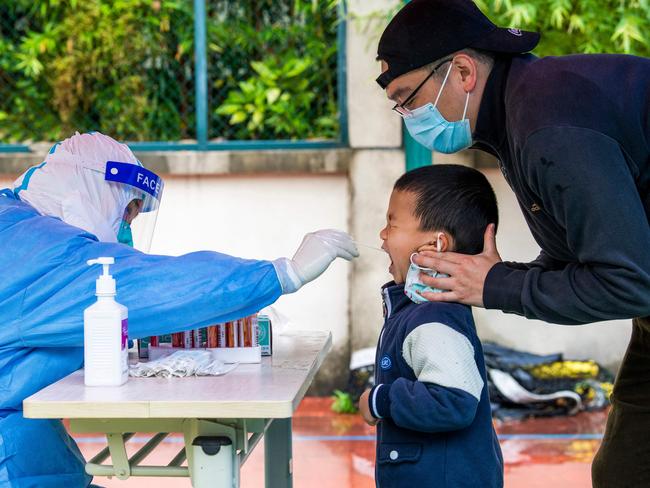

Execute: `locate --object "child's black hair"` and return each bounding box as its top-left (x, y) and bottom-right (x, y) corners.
top-left (394, 164), bottom-right (498, 255)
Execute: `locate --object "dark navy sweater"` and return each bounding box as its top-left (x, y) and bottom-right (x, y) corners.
top-left (475, 53), bottom-right (650, 324)
top-left (368, 283), bottom-right (503, 488)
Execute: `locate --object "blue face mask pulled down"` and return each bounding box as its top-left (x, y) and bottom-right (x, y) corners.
top-left (403, 64), bottom-right (472, 154)
top-left (404, 252), bottom-right (448, 304)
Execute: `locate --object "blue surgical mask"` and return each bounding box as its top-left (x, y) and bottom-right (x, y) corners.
top-left (117, 220), bottom-right (134, 247)
top-left (404, 234), bottom-right (449, 303)
top-left (403, 63), bottom-right (472, 154)
top-left (404, 253), bottom-right (448, 304)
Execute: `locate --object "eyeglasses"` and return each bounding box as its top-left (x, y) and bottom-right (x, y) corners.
top-left (392, 58), bottom-right (453, 117)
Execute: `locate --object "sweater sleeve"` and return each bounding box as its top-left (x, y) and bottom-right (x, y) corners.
top-left (502, 250), bottom-right (566, 271)
top-left (483, 126), bottom-right (650, 324)
top-left (368, 322), bottom-right (483, 433)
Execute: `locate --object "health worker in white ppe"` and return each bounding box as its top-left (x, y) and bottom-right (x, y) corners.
top-left (0, 131), bottom-right (358, 488)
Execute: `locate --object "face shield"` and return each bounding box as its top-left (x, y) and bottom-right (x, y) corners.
top-left (13, 132), bottom-right (165, 250)
top-left (104, 161), bottom-right (164, 252)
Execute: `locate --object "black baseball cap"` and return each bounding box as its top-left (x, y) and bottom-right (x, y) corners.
top-left (376, 0), bottom-right (540, 88)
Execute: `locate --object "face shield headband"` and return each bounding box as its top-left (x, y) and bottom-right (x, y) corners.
top-left (104, 161), bottom-right (164, 252)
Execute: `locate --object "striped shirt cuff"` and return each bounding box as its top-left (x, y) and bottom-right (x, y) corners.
top-left (369, 384), bottom-right (391, 419)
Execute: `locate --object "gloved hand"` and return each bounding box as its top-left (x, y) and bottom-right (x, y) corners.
top-left (273, 229), bottom-right (359, 294)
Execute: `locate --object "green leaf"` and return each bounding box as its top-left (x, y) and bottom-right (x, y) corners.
top-left (230, 111), bottom-right (247, 124)
top-left (493, 0), bottom-right (512, 14)
top-left (568, 14), bottom-right (586, 34)
top-left (251, 110), bottom-right (264, 127)
top-left (226, 90), bottom-right (245, 103)
top-left (285, 58), bottom-right (311, 78)
top-left (549, 0), bottom-right (571, 29)
top-left (506, 3), bottom-right (537, 26)
top-left (611, 16), bottom-right (647, 53)
top-left (331, 390), bottom-right (357, 414)
top-left (208, 42), bottom-right (223, 53)
top-left (251, 61), bottom-right (277, 81)
top-left (266, 88), bottom-right (281, 104)
top-left (240, 81), bottom-right (255, 95)
top-left (215, 104), bottom-right (240, 115)
top-left (474, 0), bottom-right (489, 12)
top-left (316, 115), bottom-right (337, 128)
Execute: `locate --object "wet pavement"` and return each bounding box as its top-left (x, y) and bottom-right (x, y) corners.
top-left (74, 398), bottom-right (608, 487)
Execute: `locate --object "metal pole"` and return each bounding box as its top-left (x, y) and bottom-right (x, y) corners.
top-left (404, 126), bottom-right (432, 171)
top-left (403, 0), bottom-right (432, 171)
top-left (193, 0), bottom-right (209, 149)
top-left (337, 1), bottom-right (349, 147)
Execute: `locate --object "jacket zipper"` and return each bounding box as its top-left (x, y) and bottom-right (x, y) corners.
top-left (375, 289), bottom-right (392, 385)
top-left (382, 288), bottom-right (392, 321)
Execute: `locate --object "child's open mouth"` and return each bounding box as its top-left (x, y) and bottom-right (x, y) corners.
top-left (383, 246), bottom-right (394, 273)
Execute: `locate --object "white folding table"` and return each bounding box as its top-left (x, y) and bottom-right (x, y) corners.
top-left (23, 330), bottom-right (332, 487)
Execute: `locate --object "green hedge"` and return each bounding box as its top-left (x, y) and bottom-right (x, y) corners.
top-left (0, 0), bottom-right (340, 144)
top-left (476, 0), bottom-right (650, 56)
top-left (367, 1), bottom-right (649, 58)
top-left (2, 1), bottom-right (646, 145)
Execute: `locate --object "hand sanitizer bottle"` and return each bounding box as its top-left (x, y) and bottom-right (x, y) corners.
top-left (84, 257), bottom-right (129, 386)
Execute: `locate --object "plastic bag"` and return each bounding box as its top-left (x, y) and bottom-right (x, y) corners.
top-left (129, 350), bottom-right (238, 378)
top-left (258, 305), bottom-right (290, 334)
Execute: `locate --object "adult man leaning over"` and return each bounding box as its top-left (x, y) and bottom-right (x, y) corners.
top-left (375, 0), bottom-right (650, 486)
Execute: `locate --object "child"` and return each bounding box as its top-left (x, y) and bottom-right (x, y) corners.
top-left (359, 164), bottom-right (503, 487)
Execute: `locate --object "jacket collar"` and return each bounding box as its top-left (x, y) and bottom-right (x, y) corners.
top-left (381, 282), bottom-right (413, 319)
top-left (471, 55), bottom-right (513, 160)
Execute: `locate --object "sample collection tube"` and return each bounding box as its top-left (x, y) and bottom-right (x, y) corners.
top-left (142, 313), bottom-right (265, 355)
top-left (207, 326), bottom-right (218, 348)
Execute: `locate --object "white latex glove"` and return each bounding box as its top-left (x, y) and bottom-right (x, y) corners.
top-left (273, 229), bottom-right (359, 294)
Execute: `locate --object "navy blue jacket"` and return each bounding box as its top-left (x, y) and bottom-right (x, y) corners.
top-left (475, 53), bottom-right (650, 324)
top-left (368, 283), bottom-right (503, 488)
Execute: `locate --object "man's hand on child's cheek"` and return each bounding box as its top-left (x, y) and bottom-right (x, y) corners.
top-left (414, 224), bottom-right (501, 307)
top-left (359, 389), bottom-right (378, 426)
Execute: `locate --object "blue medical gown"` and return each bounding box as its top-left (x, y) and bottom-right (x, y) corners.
top-left (0, 194), bottom-right (283, 487)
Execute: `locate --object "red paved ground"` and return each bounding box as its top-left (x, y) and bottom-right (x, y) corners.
top-left (73, 398), bottom-right (608, 487)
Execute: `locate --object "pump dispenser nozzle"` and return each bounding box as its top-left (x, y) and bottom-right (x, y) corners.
top-left (88, 257), bottom-right (116, 296)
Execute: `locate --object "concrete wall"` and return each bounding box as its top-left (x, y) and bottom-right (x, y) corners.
top-left (346, 0), bottom-right (402, 149)
top-left (348, 151), bottom-right (403, 351)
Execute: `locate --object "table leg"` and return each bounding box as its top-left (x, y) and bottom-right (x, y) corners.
top-left (264, 418), bottom-right (293, 488)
